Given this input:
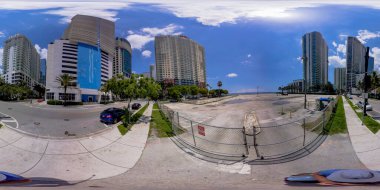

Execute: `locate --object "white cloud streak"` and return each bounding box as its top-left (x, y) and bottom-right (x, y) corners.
top-left (226, 73), bottom-right (238, 78)
top-left (356, 29), bottom-right (380, 44)
top-left (328, 55), bottom-right (346, 68)
top-left (3, 1), bottom-right (380, 26)
top-left (126, 24), bottom-right (183, 50)
top-left (34, 44), bottom-right (48, 59)
top-left (141, 50), bottom-right (152, 58)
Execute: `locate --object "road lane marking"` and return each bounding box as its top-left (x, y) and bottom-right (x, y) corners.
top-left (1, 120), bottom-right (17, 122)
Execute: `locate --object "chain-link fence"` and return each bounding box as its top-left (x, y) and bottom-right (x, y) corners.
top-left (251, 99), bottom-right (336, 159)
top-left (158, 98), bottom-right (336, 162)
top-left (158, 102), bottom-right (248, 160)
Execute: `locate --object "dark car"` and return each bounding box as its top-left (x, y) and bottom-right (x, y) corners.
top-left (100, 108), bottom-right (125, 124)
top-left (131, 103), bottom-right (141, 110)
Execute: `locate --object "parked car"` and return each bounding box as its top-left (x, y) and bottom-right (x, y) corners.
top-left (356, 101), bottom-right (373, 111)
top-left (131, 103), bottom-right (141, 110)
top-left (100, 108), bottom-right (125, 124)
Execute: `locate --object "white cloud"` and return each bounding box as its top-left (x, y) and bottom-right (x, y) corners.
top-left (339, 34), bottom-right (348, 41)
top-left (126, 24), bottom-right (183, 50)
top-left (332, 41), bottom-right (337, 47)
top-left (247, 54), bottom-right (251, 58)
top-left (370, 47), bottom-right (380, 72)
top-left (0, 1), bottom-right (130, 24)
top-left (357, 30), bottom-right (380, 44)
top-left (127, 30), bottom-right (134, 35)
top-left (126, 34), bottom-right (154, 50)
top-left (226, 73), bottom-right (238, 78)
top-left (336, 43), bottom-right (346, 55)
top-left (34, 44), bottom-right (48, 59)
top-left (297, 56), bottom-right (303, 64)
top-left (328, 55), bottom-right (346, 68)
top-left (4, 1), bottom-right (380, 26)
top-left (142, 50), bottom-right (152, 58)
top-left (0, 31), bottom-right (5, 38)
top-left (0, 48), bottom-right (3, 73)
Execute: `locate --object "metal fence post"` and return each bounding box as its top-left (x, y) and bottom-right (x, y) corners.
top-left (303, 118), bottom-right (306, 146)
top-left (322, 111), bottom-right (325, 131)
top-left (177, 112), bottom-right (180, 128)
top-left (190, 120), bottom-right (197, 147)
top-left (242, 127), bottom-right (249, 157)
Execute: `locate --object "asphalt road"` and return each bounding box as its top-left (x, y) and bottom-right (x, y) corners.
top-left (0, 100), bottom-right (146, 138)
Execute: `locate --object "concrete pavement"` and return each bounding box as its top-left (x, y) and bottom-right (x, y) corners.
top-left (343, 97), bottom-right (380, 170)
top-left (0, 103), bottom-right (153, 182)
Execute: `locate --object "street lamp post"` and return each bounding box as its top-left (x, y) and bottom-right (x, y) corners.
top-left (363, 47), bottom-right (370, 116)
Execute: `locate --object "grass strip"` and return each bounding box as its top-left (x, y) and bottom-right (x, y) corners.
top-left (150, 103), bottom-right (174, 138)
top-left (346, 97), bottom-right (380, 133)
top-left (117, 103), bottom-right (149, 135)
top-left (325, 96), bottom-right (347, 135)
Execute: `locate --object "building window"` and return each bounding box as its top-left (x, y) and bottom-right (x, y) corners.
top-left (46, 92), bottom-right (54, 100)
top-left (59, 93), bottom-right (76, 101)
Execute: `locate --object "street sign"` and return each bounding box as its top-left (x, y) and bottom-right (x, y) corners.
top-left (363, 93), bottom-right (368, 99)
top-left (198, 125), bottom-right (205, 136)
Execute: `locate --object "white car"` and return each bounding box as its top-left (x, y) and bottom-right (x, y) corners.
top-left (356, 101), bottom-right (373, 111)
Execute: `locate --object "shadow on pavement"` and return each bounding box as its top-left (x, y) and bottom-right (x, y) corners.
top-left (0, 175), bottom-right (94, 187)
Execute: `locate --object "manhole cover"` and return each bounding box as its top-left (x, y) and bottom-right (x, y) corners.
top-left (64, 119), bottom-right (70, 121)
top-left (34, 122), bottom-right (40, 125)
top-left (8, 108), bottom-right (12, 110)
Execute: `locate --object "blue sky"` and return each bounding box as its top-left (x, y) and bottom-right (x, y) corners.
top-left (1, 1), bottom-right (380, 92)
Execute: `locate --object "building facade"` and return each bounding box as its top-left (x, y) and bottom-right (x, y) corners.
top-left (155, 35), bottom-right (206, 87)
top-left (46, 15), bottom-right (114, 102)
top-left (113, 37), bottom-right (132, 77)
top-left (39, 59), bottom-right (46, 86)
top-left (302, 31), bottom-right (328, 92)
top-left (149, 64), bottom-right (156, 80)
top-left (1, 34), bottom-right (40, 88)
top-left (346, 36), bottom-right (366, 94)
top-left (369, 56), bottom-right (374, 74)
top-left (334, 67), bottom-right (346, 93)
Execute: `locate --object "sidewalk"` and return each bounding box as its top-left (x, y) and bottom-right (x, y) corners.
top-left (343, 97), bottom-right (380, 170)
top-left (0, 103), bottom-right (153, 182)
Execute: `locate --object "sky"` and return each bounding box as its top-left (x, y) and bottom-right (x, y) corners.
top-left (1, 1), bottom-right (380, 93)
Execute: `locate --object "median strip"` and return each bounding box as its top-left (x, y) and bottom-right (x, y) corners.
top-left (117, 103), bottom-right (149, 135)
top-left (346, 97), bottom-right (380, 134)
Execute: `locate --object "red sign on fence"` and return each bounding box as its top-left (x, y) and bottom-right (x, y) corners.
top-left (198, 125), bottom-right (205, 136)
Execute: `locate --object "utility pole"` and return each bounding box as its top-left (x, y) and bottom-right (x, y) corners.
top-left (363, 47), bottom-right (370, 116)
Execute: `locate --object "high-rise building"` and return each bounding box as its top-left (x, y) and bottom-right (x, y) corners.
top-left (155, 35), bottom-right (206, 87)
top-left (334, 67), bottom-right (346, 93)
top-left (368, 56), bottom-right (374, 74)
top-left (302, 31), bottom-right (328, 92)
top-left (113, 37), bottom-right (132, 77)
top-left (1, 34), bottom-right (40, 88)
top-left (346, 36), bottom-right (366, 94)
top-left (39, 59), bottom-right (46, 86)
top-left (150, 64), bottom-right (156, 80)
top-left (46, 15), bottom-right (114, 102)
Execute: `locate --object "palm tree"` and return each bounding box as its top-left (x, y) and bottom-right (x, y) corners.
top-left (217, 81), bottom-right (222, 97)
top-left (56, 74), bottom-right (75, 106)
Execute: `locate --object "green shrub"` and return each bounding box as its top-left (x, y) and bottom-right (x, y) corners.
top-left (47, 100), bottom-right (63, 105)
